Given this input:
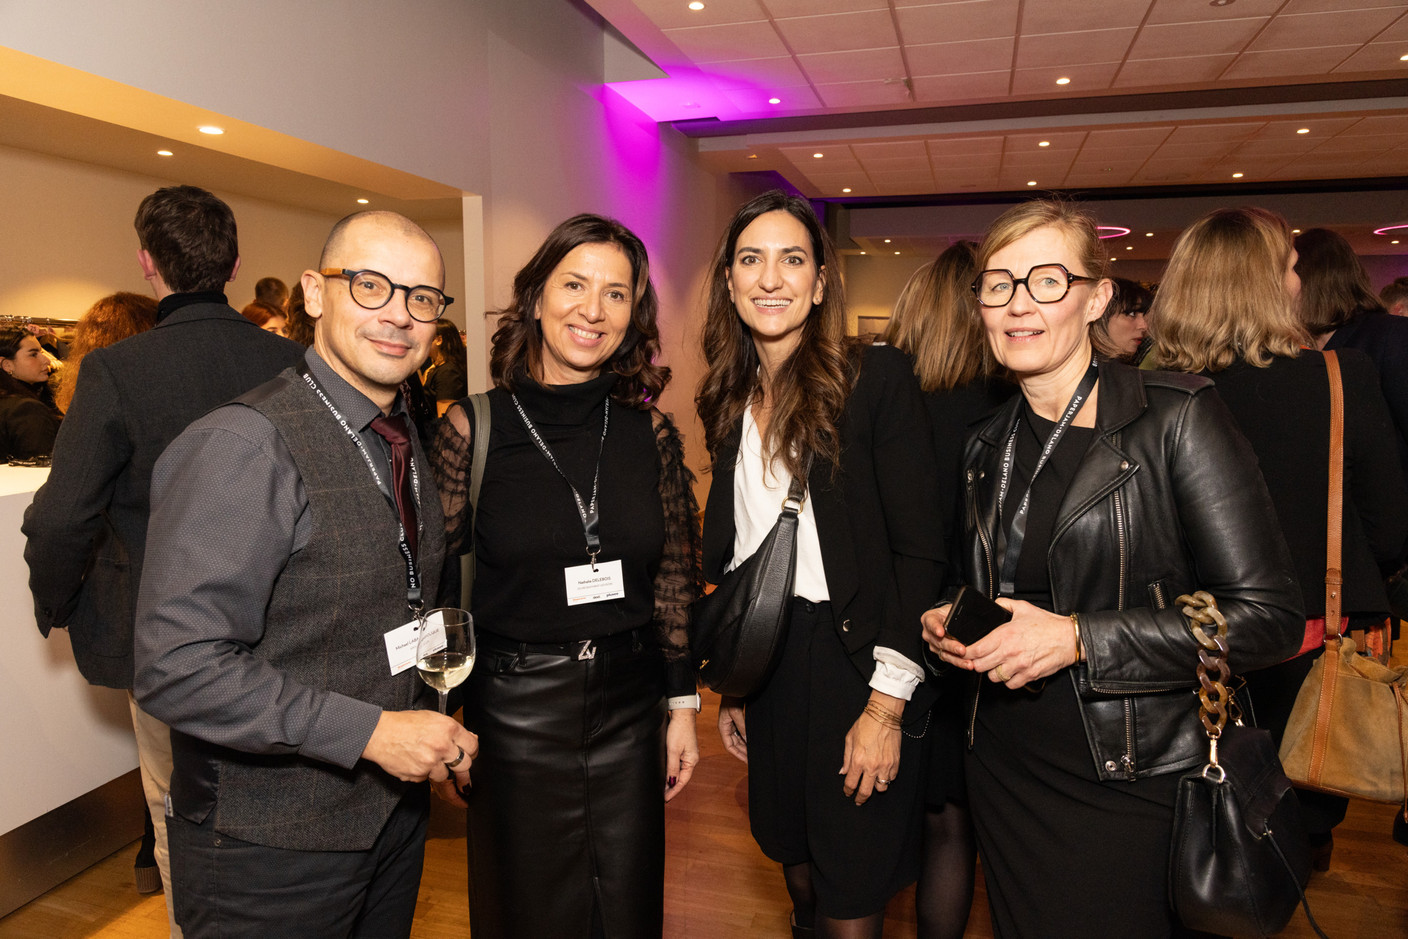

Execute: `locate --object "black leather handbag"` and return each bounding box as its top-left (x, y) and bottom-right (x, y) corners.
top-left (1167, 592), bottom-right (1323, 939)
top-left (691, 474), bottom-right (805, 698)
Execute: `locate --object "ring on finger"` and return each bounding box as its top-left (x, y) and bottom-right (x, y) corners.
top-left (444, 745), bottom-right (465, 773)
top-left (992, 665), bottom-right (1008, 683)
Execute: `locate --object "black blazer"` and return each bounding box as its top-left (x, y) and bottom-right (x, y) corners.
top-left (22, 301), bottom-right (304, 689)
top-left (1202, 351), bottom-right (1408, 617)
top-left (702, 344), bottom-right (946, 688)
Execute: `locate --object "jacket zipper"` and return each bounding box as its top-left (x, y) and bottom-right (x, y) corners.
top-left (965, 468), bottom-right (989, 748)
top-left (1112, 488), bottom-right (1127, 613)
top-left (1122, 698), bottom-right (1137, 779)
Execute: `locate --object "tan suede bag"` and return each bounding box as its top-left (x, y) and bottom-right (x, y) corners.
top-left (1277, 351), bottom-right (1408, 809)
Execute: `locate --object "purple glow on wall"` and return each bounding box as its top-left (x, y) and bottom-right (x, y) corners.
top-left (590, 84), bottom-right (666, 247)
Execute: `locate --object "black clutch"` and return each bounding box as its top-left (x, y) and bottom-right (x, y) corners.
top-left (691, 476), bottom-right (805, 698)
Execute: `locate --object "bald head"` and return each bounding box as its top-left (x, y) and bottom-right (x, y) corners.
top-left (320, 211), bottom-right (445, 284)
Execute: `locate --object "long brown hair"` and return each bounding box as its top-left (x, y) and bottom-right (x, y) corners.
top-left (57, 292), bottom-right (158, 410)
top-left (1293, 227), bottom-right (1386, 336)
top-left (880, 240), bottom-right (987, 391)
top-left (489, 214), bottom-right (666, 409)
top-left (696, 190), bottom-right (854, 480)
top-left (1150, 207), bottom-right (1306, 373)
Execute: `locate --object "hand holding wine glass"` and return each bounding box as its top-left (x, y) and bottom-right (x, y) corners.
top-left (416, 607), bottom-right (475, 714)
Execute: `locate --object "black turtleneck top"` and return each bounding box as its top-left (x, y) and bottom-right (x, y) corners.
top-left (431, 372), bottom-right (701, 695)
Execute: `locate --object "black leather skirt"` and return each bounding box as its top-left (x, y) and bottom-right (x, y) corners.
top-left (464, 630), bottom-right (666, 939)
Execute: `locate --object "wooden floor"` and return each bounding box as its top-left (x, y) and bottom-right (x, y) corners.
top-left (3, 692), bottom-right (1405, 938)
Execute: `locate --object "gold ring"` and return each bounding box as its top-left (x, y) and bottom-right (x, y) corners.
top-left (992, 666), bottom-right (1008, 683)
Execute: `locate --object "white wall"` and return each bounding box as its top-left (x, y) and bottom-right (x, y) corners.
top-left (0, 142), bottom-right (345, 321)
top-left (0, 0), bottom-right (740, 477)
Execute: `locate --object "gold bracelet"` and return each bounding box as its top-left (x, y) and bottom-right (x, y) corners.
top-left (862, 702), bottom-right (903, 730)
top-left (1070, 612), bottom-right (1083, 663)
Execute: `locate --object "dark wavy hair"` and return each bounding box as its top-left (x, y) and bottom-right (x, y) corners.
top-left (695, 190), bottom-right (855, 480)
top-left (1294, 228), bottom-right (1386, 336)
top-left (433, 319), bottom-right (466, 366)
top-left (489, 214), bottom-right (666, 409)
top-left (0, 327), bottom-right (46, 400)
top-left (133, 186), bottom-right (239, 293)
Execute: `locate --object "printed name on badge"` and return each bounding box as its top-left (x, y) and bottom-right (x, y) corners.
top-left (564, 558), bottom-right (626, 607)
top-left (384, 616), bottom-right (445, 675)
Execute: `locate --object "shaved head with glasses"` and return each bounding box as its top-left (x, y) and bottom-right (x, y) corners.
top-left (303, 211), bottom-right (452, 413)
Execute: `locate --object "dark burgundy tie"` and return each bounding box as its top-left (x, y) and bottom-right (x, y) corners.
top-left (370, 414), bottom-right (418, 558)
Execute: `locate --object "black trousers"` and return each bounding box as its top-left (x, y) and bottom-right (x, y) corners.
top-left (466, 631), bottom-right (666, 939)
top-left (167, 786), bottom-right (428, 939)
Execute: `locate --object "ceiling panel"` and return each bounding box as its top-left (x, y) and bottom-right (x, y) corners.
top-left (633, 0), bottom-right (766, 29)
top-left (1250, 8), bottom-right (1404, 51)
top-left (1224, 46), bottom-right (1362, 79)
top-left (1021, 0), bottom-right (1151, 33)
top-left (1114, 55), bottom-right (1237, 86)
top-left (773, 10), bottom-right (898, 54)
top-left (814, 80), bottom-right (916, 108)
top-left (906, 38), bottom-right (1014, 75)
top-left (662, 21), bottom-right (787, 62)
top-left (1015, 29), bottom-right (1139, 70)
top-left (894, 0), bottom-right (1021, 44)
top-left (797, 46), bottom-right (907, 84)
top-left (1128, 18), bottom-right (1270, 59)
top-left (909, 71), bottom-right (1012, 101)
top-left (1010, 61), bottom-right (1121, 95)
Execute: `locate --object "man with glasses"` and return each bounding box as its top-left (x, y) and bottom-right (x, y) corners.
top-left (23, 185), bottom-right (304, 938)
top-left (134, 211), bottom-right (477, 938)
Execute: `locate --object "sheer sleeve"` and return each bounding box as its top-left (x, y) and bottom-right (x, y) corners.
top-left (651, 408), bottom-right (703, 697)
top-left (429, 406), bottom-right (473, 555)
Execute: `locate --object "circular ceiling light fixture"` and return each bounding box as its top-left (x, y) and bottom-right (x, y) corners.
top-left (1296, 128), bottom-right (1310, 134)
top-left (198, 125), bottom-right (224, 135)
top-left (688, 2), bottom-right (705, 10)
top-left (1232, 172), bottom-right (1244, 178)
top-left (357, 198), bottom-right (370, 204)
top-left (768, 97), bottom-right (781, 104)
top-left (1098, 226), bottom-right (1132, 239)
top-left (1026, 180), bottom-right (1037, 186)
top-left (1038, 141), bottom-right (1050, 147)
top-left (157, 149), bottom-right (173, 157)
top-left (813, 152), bottom-right (824, 158)
top-left (1373, 224), bottom-right (1408, 235)
top-left (841, 187), bottom-right (852, 193)
top-left (1055, 77), bottom-right (1071, 85)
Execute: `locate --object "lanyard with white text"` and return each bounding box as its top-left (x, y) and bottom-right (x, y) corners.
top-left (996, 358), bottom-right (1098, 596)
top-left (511, 392), bottom-right (610, 569)
top-left (298, 363), bottom-right (424, 613)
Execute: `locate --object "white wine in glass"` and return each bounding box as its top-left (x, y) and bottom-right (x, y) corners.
top-left (415, 607), bottom-right (475, 714)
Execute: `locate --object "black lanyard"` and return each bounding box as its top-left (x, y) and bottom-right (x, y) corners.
top-left (298, 363), bottom-right (423, 613)
top-left (511, 392), bottom-right (610, 568)
top-left (996, 359), bottom-right (1098, 596)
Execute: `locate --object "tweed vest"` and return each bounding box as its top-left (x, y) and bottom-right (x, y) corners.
top-left (169, 369), bottom-right (445, 851)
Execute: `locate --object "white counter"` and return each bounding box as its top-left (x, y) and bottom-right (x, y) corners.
top-left (0, 465), bottom-right (137, 836)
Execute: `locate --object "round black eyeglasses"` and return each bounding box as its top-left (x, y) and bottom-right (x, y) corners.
top-left (321, 268), bottom-right (453, 322)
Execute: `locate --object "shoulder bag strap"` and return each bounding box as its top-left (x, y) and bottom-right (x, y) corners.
top-left (1324, 351), bottom-right (1344, 636)
top-left (460, 392), bottom-right (491, 610)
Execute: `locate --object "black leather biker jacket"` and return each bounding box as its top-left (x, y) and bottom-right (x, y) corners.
top-left (960, 360), bottom-right (1304, 782)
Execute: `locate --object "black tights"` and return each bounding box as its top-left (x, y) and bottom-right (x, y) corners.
top-left (915, 802), bottom-right (977, 939)
top-left (783, 862), bottom-right (884, 939)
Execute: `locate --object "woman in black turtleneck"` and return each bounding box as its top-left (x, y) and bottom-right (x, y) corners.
top-left (429, 215), bottom-right (701, 939)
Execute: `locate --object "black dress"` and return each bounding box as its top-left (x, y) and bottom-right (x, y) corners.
top-left (430, 372), bottom-right (700, 939)
top-left (0, 392), bottom-right (59, 460)
top-left (967, 404), bottom-right (1184, 939)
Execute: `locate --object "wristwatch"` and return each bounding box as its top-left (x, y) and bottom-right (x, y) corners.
top-left (667, 694), bottom-right (703, 712)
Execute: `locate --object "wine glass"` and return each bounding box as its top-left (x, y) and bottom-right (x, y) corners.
top-left (415, 607), bottom-right (475, 714)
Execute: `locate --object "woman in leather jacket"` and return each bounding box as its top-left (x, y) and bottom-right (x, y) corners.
top-left (921, 198), bottom-right (1303, 938)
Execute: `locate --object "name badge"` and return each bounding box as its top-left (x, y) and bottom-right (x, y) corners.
top-left (565, 558), bottom-right (625, 607)
top-left (384, 615), bottom-right (445, 676)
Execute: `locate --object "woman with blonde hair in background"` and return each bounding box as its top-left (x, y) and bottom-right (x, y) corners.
top-left (881, 240), bottom-right (1011, 939)
top-left (1151, 207), bottom-right (1408, 871)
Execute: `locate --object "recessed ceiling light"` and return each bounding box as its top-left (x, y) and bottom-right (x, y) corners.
top-left (1110, 257), bottom-right (1117, 261)
top-left (1296, 128), bottom-right (1310, 134)
top-left (884, 239), bottom-right (891, 243)
top-left (842, 187), bottom-right (852, 193)
top-left (747, 153), bottom-right (758, 159)
top-left (357, 198), bottom-right (370, 204)
top-left (1209, 0), bottom-right (1234, 6)
top-left (1027, 180), bottom-right (1037, 186)
top-left (1394, 240), bottom-right (1401, 245)
top-left (860, 251), bottom-right (866, 255)
top-left (156, 149), bottom-right (173, 157)
top-left (1400, 53), bottom-right (1408, 61)
top-left (688, 1), bottom-right (704, 9)
top-left (1126, 246), bottom-right (1133, 250)
top-left (1232, 172), bottom-right (1244, 178)
top-left (198, 125), bottom-right (224, 135)
top-left (1145, 232), bottom-right (1154, 237)
top-left (1038, 141), bottom-right (1050, 147)
top-left (681, 101), bottom-right (701, 109)
top-left (1055, 77), bottom-right (1071, 85)
top-left (813, 152), bottom-right (824, 158)
top-left (894, 251), bottom-right (900, 255)
top-left (1293, 228), bottom-right (1302, 234)
top-left (768, 97), bottom-right (781, 104)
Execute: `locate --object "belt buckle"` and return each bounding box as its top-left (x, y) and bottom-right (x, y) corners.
top-left (577, 639), bottom-right (596, 661)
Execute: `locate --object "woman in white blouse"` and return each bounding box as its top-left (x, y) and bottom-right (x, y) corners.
top-left (695, 191), bottom-right (947, 938)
